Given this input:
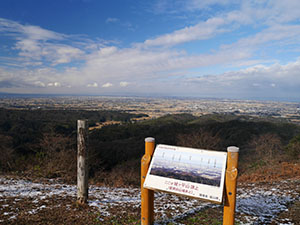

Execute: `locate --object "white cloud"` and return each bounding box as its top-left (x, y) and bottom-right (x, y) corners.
top-left (144, 17), bottom-right (226, 47)
top-left (0, 18), bottom-right (64, 41)
top-left (152, 0), bottom-right (300, 25)
top-left (87, 82), bottom-right (98, 88)
top-left (0, 18), bottom-right (83, 65)
top-left (185, 0), bottom-right (233, 11)
top-left (120, 81), bottom-right (129, 87)
top-left (222, 24), bottom-right (300, 51)
top-left (152, 0), bottom-right (233, 15)
top-left (241, 0), bottom-right (300, 25)
top-left (83, 43), bottom-right (252, 86)
top-left (145, 0), bottom-right (300, 48)
top-left (50, 44), bottom-right (84, 65)
top-left (102, 82), bottom-right (113, 88)
top-left (14, 40), bottom-right (84, 65)
top-left (185, 58), bottom-right (300, 99)
top-left (34, 81), bottom-right (46, 87)
top-left (21, 24), bottom-right (64, 41)
top-left (106, 17), bottom-right (119, 23)
top-left (47, 82), bottom-right (61, 87)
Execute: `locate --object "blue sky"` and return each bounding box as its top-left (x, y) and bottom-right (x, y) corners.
top-left (0, 0), bottom-right (300, 101)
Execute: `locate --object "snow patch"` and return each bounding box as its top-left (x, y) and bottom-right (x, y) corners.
top-left (0, 176), bottom-right (299, 224)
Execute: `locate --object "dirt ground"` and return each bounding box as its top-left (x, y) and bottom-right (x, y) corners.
top-left (2, 197), bottom-right (300, 225)
top-left (1, 196), bottom-right (99, 225)
top-left (1, 173), bottom-right (300, 224)
top-left (275, 200), bottom-right (300, 225)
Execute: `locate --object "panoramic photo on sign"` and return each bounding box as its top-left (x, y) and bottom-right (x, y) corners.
top-left (144, 144), bottom-right (227, 203)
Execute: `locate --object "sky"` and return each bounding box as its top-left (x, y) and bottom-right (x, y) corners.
top-left (0, 0), bottom-right (300, 101)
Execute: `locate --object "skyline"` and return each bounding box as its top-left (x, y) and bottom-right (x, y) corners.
top-left (0, 0), bottom-right (300, 101)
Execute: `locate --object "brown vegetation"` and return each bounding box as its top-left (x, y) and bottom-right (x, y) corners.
top-left (0, 135), bottom-right (15, 171)
top-left (286, 134), bottom-right (300, 159)
top-left (36, 133), bottom-right (77, 181)
top-left (176, 129), bottom-right (222, 150)
top-left (239, 162), bottom-right (300, 182)
top-left (0, 196), bottom-right (99, 225)
top-left (1, 111), bottom-right (300, 187)
top-left (238, 133), bottom-right (300, 183)
top-left (249, 133), bottom-right (283, 160)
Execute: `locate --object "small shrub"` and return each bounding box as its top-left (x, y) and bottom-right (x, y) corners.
top-left (32, 133), bottom-right (77, 182)
top-left (176, 129), bottom-right (222, 150)
top-left (285, 134), bottom-right (300, 160)
top-left (0, 135), bottom-right (15, 171)
top-left (0, 147), bottom-right (15, 171)
top-left (249, 133), bottom-right (283, 161)
top-left (93, 159), bottom-right (140, 187)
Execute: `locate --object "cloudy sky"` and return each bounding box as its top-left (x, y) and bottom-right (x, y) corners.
top-left (0, 0), bottom-right (300, 101)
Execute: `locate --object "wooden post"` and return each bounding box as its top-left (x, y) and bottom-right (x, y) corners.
top-left (223, 146), bottom-right (239, 225)
top-left (77, 120), bottom-right (88, 204)
top-left (141, 137), bottom-right (155, 225)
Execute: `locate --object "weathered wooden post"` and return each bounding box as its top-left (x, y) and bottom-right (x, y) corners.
top-left (77, 120), bottom-right (88, 204)
top-left (141, 137), bottom-right (155, 225)
top-left (223, 146), bottom-right (239, 225)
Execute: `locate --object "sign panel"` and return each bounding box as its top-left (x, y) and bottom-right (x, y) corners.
top-left (143, 144), bottom-right (227, 203)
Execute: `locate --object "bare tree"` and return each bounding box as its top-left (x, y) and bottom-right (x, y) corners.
top-left (0, 135), bottom-right (14, 171)
top-left (249, 133), bottom-right (283, 161)
top-left (38, 132), bottom-right (76, 180)
top-left (176, 129), bottom-right (222, 150)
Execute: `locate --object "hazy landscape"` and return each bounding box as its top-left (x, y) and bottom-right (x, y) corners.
top-left (1, 94), bottom-right (299, 124)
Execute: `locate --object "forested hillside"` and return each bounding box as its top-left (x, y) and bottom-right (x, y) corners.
top-left (1, 109), bottom-right (299, 186)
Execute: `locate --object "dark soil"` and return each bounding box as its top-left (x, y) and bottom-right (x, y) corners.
top-left (1, 175), bottom-right (300, 224)
top-left (0, 196), bottom-right (99, 225)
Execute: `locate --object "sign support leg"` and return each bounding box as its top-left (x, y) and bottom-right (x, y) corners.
top-left (141, 137), bottom-right (155, 225)
top-left (223, 146), bottom-right (239, 225)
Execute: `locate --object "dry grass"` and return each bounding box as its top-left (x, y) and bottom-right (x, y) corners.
top-left (176, 129), bottom-right (222, 150)
top-left (92, 159), bottom-right (140, 187)
top-left (19, 133), bottom-right (78, 183)
top-left (0, 135), bottom-right (15, 171)
top-left (239, 162), bottom-right (300, 183)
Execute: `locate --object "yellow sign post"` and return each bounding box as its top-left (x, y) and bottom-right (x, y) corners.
top-left (141, 138), bottom-right (239, 225)
top-left (223, 146), bottom-right (239, 225)
top-left (141, 137), bottom-right (155, 225)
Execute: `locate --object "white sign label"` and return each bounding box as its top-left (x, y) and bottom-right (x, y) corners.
top-left (143, 144), bottom-right (227, 203)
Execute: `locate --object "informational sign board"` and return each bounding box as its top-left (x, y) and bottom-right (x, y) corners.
top-left (143, 144), bottom-right (227, 203)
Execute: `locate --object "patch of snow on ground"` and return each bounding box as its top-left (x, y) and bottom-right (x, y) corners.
top-left (236, 181), bottom-right (299, 224)
top-left (0, 176), bottom-right (299, 224)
